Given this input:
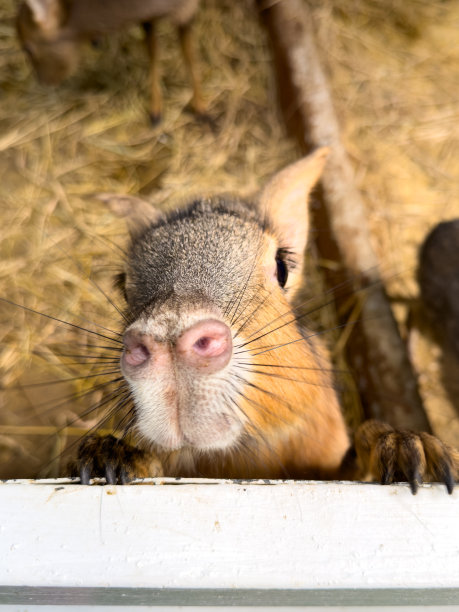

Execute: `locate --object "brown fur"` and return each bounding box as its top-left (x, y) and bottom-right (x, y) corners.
top-left (76, 150), bottom-right (459, 493)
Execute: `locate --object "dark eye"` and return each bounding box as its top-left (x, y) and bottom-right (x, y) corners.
top-left (275, 250), bottom-right (288, 288)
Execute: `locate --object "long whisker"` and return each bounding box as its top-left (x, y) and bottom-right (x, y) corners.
top-left (14, 376), bottom-right (125, 419)
top-left (71, 343), bottom-right (123, 352)
top-left (3, 370), bottom-right (122, 390)
top-left (227, 231), bottom-right (265, 325)
top-left (239, 267), bottom-right (388, 347)
top-left (237, 361), bottom-right (350, 375)
top-left (234, 318), bottom-right (365, 358)
top-left (0, 297), bottom-right (123, 345)
top-left (59, 383), bottom-right (130, 429)
top-left (49, 359), bottom-right (120, 366)
top-left (233, 285), bottom-right (276, 340)
top-left (234, 365), bottom-right (346, 393)
top-left (51, 351), bottom-right (120, 360)
top-left (115, 408), bottom-right (137, 435)
top-left (42, 393), bottom-right (134, 475)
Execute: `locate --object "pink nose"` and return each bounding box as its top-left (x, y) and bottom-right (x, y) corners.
top-left (121, 319), bottom-right (232, 377)
top-left (176, 319), bottom-right (232, 373)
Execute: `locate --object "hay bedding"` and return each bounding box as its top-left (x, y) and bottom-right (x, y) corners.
top-left (0, 0), bottom-right (458, 478)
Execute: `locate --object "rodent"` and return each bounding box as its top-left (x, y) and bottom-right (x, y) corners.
top-left (419, 219), bottom-right (459, 361)
top-left (16, 0), bottom-right (204, 123)
top-left (77, 149), bottom-right (459, 492)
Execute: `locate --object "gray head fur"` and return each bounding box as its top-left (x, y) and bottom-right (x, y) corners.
top-left (121, 197), bottom-right (271, 324)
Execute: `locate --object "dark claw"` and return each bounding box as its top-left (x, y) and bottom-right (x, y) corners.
top-left (401, 441), bottom-right (422, 495)
top-left (76, 434), bottom-right (160, 484)
top-left (381, 467), bottom-right (392, 485)
top-left (105, 464), bottom-right (117, 485)
top-left (80, 464), bottom-right (91, 486)
top-left (355, 421), bottom-right (456, 495)
top-left (441, 461), bottom-right (454, 495)
top-left (407, 469), bottom-right (421, 495)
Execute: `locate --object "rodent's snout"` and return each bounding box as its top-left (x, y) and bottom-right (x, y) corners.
top-left (121, 319), bottom-right (232, 378)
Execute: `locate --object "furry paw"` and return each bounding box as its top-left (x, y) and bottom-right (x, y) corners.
top-left (354, 420), bottom-right (457, 494)
top-left (77, 434), bottom-right (163, 484)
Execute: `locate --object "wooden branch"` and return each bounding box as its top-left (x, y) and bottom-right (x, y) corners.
top-left (258, 0), bottom-right (430, 431)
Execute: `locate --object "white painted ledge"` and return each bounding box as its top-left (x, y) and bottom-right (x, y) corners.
top-left (1, 479), bottom-right (459, 607)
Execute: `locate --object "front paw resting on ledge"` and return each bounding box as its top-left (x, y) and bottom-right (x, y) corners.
top-left (77, 434), bottom-right (163, 484)
top-left (353, 420), bottom-right (458, 494)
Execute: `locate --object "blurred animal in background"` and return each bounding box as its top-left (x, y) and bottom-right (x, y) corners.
top-left (419, 219), bottom-right (459, 361)
top-left (417, 219), bottom-right (459, 415)
top-left (16, 0), bottom-right (205, 124)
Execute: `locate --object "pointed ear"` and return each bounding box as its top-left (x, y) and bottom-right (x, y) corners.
top-left (24, 0), bottom-right (65, 31)
top-left (259, 147), bottom-right (328, 252)
top-left (96, 193), bottom-right (162, 235)
top-left (259, 147), bottom-right (329, 292)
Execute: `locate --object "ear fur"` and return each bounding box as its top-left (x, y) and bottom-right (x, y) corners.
top-left (96, 193), bottom-right (161, 236)
top-left (24, 0), bottom-right (64, 31)
top-left (259, 147), bottom-right (329, 292)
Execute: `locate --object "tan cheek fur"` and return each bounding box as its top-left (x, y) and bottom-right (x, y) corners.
top-left (234, 292), bottom-right (349, 479)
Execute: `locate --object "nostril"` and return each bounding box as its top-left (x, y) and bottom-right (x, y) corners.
top-left (121, 328), bottom-right (173, 379)
top-left (195, 337), bottom-right (208, 350)
top-left (123, 329), bottom-right (151, 368)
top-left (193, 335), bottom-right (227, 357)
top-left (124, 342), bottom-right (150, 367)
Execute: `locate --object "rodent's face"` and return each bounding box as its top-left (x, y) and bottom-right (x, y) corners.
top-left (110, 149), bottom-right (331, 472)
top-left (117, 199), bottom-right (298, 454)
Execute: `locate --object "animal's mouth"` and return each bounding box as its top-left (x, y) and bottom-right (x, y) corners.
top-left (134, 399), bottom-right (242, 453)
